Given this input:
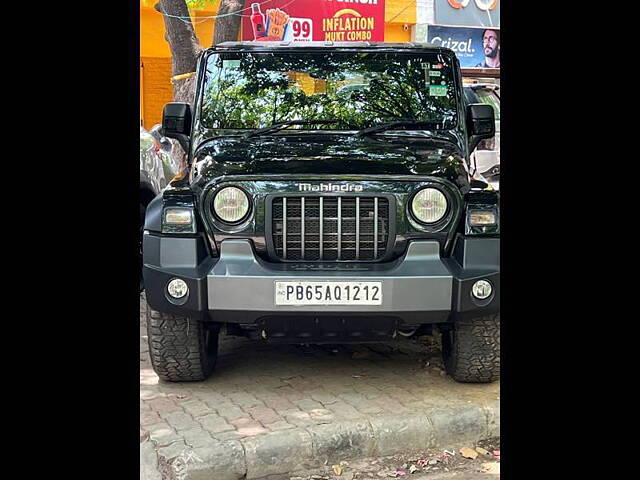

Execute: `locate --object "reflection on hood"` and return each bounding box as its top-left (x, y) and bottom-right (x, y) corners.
top-left (192, 134), bottom-right (470, 190)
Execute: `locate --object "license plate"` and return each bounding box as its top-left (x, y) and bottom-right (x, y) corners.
top-left (275, 281), bottom-right (383, 306)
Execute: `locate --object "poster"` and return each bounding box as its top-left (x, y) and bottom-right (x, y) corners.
top-left (435, 0), bottom-right (500, 27)
top-left (241, 0), bottom-right (385, 43)
top-left (425, 25), bottom-right (500, 69)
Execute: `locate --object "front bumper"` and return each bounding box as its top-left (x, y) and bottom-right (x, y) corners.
top-left (143, 234), bottom-right (499, 327)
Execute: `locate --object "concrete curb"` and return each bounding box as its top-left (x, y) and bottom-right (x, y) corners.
top-left (149, 402), bottom-right (499, 480)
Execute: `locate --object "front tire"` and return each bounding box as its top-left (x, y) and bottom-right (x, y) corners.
top-left (146, 304), bottom-right (219, 382)
top-left (442, 313), bottom-right (500, 383)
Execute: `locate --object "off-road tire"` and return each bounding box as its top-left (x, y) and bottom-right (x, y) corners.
top-left (146, 305), bottom-right (219, 382)
top-left (442, 313), bottom-right (500, 383)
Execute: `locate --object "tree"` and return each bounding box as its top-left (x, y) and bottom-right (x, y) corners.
top-left (156, 0), bottom-right (243, 104)
top-left (154, 0), bottom-right (202, 103)
top-left (213, 0), bottom-right (243, 46)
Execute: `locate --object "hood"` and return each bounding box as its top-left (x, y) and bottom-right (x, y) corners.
top-left (190, 133), bottom-right (470, 189)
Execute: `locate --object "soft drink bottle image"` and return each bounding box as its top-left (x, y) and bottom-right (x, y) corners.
top-left (250, 3), bottom-right (267, 39)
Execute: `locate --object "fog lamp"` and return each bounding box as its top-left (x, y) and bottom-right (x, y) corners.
top-left (471, 280), bottom-right (492, 300)
top-left (167, 278), bottom-right (188, 299)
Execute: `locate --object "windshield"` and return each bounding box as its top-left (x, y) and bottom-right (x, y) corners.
top-left (200, 51), bottom-right (459, 132)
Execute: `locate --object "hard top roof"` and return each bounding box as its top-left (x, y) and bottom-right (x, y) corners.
top-left (209, 41), bottom-right (452, 54)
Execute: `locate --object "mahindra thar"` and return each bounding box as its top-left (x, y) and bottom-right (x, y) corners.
top-left (143, 42), bottom-right (500, 383)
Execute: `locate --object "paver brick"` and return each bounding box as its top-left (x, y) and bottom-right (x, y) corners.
top-left (284, 411), bottom-right (314, 427)
top-left (199, 414), bottom-right (234, 434)
top-left (245, 406), bottom-right (282, 425)
top-left (230, 417), bottom-right (270, 436)
top-left (308, 408), bottom-right (334, 424)
top-left (338, 392), bottom-right (369, 406)
top-left (180, 427), bottom-right (216, 448)
top-left (192, 390), bottom-right (227, 406)
top-left (226, 391), bottom-right (265, 408)
top-left (141, 410), bottom-right (162, 426)
top-left (308, 389), bottom-right (340, 405)
top-left (146, 422), bottom-right (184, 448)
top-left (353, 384), bottom-right (385, 399)
top-left (292, 398), bottom-right (324, 411)
top-left (262, 396), bottom-right (297, 412)
top-left (357, 403), bottom-right (386, 415)
top-left (327, 401), bottom-right (365, 420)
top-left (216, 405), bottom-right (246, 421)
top-left (372, 396), bottom-right (411, 414)
top-left (274, 386), bottom-right (306, 400)
top-left (146, 397), bottom-right (183, 415)
top-left (180, 399), bottom-right (212, 418)
top-left (266, 420), bottom-right (295, 431)
top-left (164, 411), bottom-right (201, 432)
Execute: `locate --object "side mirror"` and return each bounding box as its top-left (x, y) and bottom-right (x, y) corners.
top-left (162, 103), bottom-right (192, 154)
top-left (466, 103), bottom-right (495, 153)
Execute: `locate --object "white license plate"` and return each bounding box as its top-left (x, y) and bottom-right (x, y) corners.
top-left (275, 281), bottom-right (383, 306)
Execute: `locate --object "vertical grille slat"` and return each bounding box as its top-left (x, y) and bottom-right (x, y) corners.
top-left (301, 196), bottom-right (305, 259)
top-left (283, 197), bottom-right (287, 260)
top-left (355, 197), bottom-right (360, 259)
top-left (374, 197), bottom-right (378, 259)
top-left (272, 195), bottom-right (390, 262)
top-left (337, 197), bottom-right (342, 260)
top-left (319, 197), bottom-right (324, 260)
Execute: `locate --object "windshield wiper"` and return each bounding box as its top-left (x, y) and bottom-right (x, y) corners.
top-left (355, 120), bottom-right (439, 137)
top-left (244, 120), bottom-right (340, 139)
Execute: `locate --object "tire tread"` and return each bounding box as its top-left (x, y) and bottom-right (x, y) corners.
top-left (146, 306), bottom-right (216, 382)
top-left (445, 313), bottom-right (500, 383)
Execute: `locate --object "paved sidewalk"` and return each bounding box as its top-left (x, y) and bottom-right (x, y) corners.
top-left (140, 294), bottom-right (500, 480)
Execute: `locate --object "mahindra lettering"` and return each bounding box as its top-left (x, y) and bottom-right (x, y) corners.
top-left (143, 42), bottom-right (500, 383)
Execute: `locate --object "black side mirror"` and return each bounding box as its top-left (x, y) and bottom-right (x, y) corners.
top-left (162, 103), bottom-right (192, 154)
top-left (466, 103), bottom-right (495, 153)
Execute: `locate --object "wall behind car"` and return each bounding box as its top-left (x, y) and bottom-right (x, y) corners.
top-left (140, 0), bottom-right (417, 129)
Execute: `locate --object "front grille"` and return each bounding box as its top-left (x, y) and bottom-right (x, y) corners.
top-left (272, 196), bottom-right (390, 261)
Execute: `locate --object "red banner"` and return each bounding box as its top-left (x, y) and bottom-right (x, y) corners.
top-left (242, 0), bottom-right (385, 43)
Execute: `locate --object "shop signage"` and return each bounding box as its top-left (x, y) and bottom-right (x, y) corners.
top-left (241, 0), bottom-right (385, 43)
top-left (425, 25), bottom-right (500, 69)
top-left (435, 0), bottom-right (500, 27)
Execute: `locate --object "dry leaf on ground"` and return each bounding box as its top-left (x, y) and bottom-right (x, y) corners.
top-left (459, 447), bottom-right (479, 459)
top-left (481, 462), bottom-right (500, 474)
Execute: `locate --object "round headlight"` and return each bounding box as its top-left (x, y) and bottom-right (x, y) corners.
top-left (213, 187), bottom-right (250, 223)
top-left (411, 188), bottom-right (448, 224)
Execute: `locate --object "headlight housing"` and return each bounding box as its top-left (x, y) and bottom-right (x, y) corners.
top-left (411, 188), bottom-right (448, 224)
top-left (213, 186), bottom-right (250, 224)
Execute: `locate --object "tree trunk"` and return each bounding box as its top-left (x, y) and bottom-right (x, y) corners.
top-left (154, 0), bottom-right (202, 104)
top-left (213, 0), bottom-right (244, 45)
top-left (155, 0), bottom-right (203, 166)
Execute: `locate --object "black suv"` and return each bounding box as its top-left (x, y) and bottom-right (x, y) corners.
top-left (143, 42), bottom-right (500, 383)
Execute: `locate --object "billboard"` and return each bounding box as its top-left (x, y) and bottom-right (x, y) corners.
top-left (241, 0), bottom-right (385, 43)
top-left (423, 25), bottom-right (500, 69)
top-left (435, 0), bottom-right (500, 27)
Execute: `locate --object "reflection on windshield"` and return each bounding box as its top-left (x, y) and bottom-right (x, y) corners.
top-left (201, 52), bottom-right (458, 131)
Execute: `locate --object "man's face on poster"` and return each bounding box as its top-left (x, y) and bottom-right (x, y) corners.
top-left (483, 30), bottom-right (499, 58)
